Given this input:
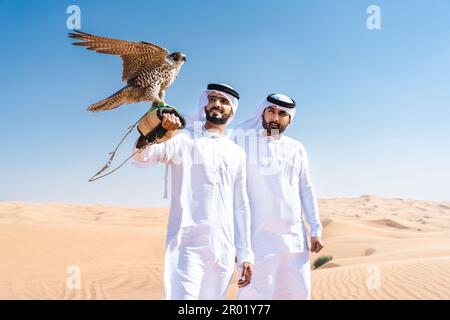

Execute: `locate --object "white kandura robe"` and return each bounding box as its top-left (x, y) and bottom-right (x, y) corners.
top-left (236, 133), bottom-right (322, 300)
top-left (132, 128), bottom-right (254, 300)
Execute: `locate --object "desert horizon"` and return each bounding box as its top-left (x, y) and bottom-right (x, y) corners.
top-left (1, 195), bottom-right (449, 300)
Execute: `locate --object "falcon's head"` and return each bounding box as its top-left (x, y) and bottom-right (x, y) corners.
top-left (167, 52), bottom-right (186, 67)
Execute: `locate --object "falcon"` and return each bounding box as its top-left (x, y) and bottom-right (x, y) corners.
top-left (68, 30), bottom-right (186, 112)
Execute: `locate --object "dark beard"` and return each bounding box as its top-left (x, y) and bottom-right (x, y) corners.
top-left (205, 107), bottom-right (232, 125)
top-left (262, 118), bottom-right (288, 135)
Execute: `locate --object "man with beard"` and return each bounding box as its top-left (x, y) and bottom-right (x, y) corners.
top-left (232, 93), bottom-right (323, 300)
top-left (132, 83), bottom-right (254, 299)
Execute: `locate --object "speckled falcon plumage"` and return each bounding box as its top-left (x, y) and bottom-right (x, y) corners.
top-left (68, 30), bottom-right (186, 112)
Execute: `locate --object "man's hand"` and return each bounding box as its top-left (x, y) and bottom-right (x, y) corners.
top-left (237, 262), bottom-right (253, 288)
top-left (162, 113), bottom-right (182, 131)
top-left (310, 237), bottom-right (324, 253)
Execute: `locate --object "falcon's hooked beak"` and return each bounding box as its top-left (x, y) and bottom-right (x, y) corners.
top-left (167, 52), bottom-right (187, 64)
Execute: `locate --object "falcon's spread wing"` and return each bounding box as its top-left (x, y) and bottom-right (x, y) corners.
top-left (68, 30), bottom-right (169, 81)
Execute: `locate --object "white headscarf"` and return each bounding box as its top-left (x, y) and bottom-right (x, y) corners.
top-left (185, 90), bottom-right (239, 134)
top-left (233, 93), bottom-right (296, 134)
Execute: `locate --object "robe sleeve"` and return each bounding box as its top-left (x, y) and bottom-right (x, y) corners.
top-left (233, 152), bottom-right (255, 265)
top-left (299, 145), bottom-right (323, 238)
top-left (131, 135), bottom-right (178, 168)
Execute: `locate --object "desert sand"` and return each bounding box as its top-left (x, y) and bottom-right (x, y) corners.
top-left (1, 195), bottom-right (449, 300)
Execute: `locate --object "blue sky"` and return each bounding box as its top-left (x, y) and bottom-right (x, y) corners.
top-left (1, 0), bottom-right (449, 207)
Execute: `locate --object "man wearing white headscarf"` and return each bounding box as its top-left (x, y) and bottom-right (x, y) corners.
top-left (232, 93), bottom-right (323, 300)
top-left (132, 83), bottom-right (254, 300)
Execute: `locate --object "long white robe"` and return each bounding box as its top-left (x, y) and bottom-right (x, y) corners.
top-left (236, 133), bottom-right (322, 300)
top-left (132, 128), bottom-right (254, 300)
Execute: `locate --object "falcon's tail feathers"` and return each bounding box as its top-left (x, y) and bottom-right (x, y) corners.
top-left (87, 86), bottom-right (136, 112)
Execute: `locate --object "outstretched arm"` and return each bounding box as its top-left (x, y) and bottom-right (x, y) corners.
top-left (132, 113), bottom-right (182, 166)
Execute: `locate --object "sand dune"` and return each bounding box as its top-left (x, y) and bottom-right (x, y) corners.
top-left (311, 196), bottom-right (450, 300)
top-left (0, 205), bottom-right (167, 299)
top-left (312, 257), bottom-right (450, 300)
top-left (1, 195), bottom-right (449, 299)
